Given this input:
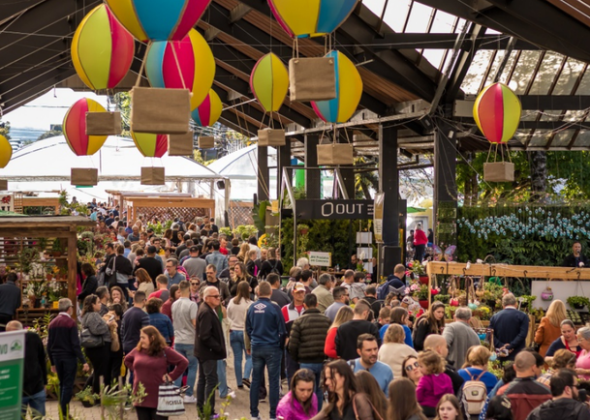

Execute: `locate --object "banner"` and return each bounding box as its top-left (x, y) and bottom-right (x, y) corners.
top-left (309, 251), bottom-right (331, 267)
top-left (297, 200), bottom-right (374, 220)
top-left (0, 330), bottom-right (25, 420)
top-left (374, 193), bottom-right (385, 243)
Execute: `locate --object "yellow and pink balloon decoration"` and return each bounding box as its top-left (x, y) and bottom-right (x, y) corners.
top-left (104, 0), bottom-right (212, 42)
top-left (63, 99), bottom-right (108, 156)
top-left (311, 50), bottom-right (362, 123)
top-left (269, 0), bottom-right (359, 38)
top-left (250, 53), bottom-right (289, 113)
top-left (192, 90), bottom-right (222, 127)
top-left (145, 29), bottom-right (215, 111)
top-left (473, 82), bottom-right (522, 144)
top-left (71, 4), bottom-right (135, 91)
top-left (0, 136), bottom-right (12, 168)
top-left (132, 132), bottom-right (168, 158)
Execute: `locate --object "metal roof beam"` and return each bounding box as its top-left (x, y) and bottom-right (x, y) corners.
top-left (367, 33), bottom-right (539, 51)
top-left (455, 96), bottom-right (590, 114)
top-left (0, 0), bottom-right (45, 24)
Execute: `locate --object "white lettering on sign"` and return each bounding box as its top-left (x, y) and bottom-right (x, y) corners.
top-left (320, 202), bottom-right (374, 217)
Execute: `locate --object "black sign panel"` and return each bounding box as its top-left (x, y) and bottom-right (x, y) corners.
top-left (296, 200), bottom-right (374, 220)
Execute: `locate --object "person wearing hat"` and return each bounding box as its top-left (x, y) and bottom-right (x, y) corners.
top-left (282, 283), bottom-right (306, 323)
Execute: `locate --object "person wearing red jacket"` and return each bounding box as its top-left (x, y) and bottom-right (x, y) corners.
top-left (413, 224), bottom-right (428, 262)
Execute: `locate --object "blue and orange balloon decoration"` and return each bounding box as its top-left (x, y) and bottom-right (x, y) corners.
top-left (311, 50), bottom-right (362, 124)
top-left (132, 132), bottom-right (168, 158)
top-left (192, 89), bottom-right (222, 127)
top-left (250, 53), bottom-right (289, 113)
top-left (145, 29), bottom-right (215, 111)
top-left (0, 135), bottom-right (12, 168)
top-left (71, 4), bottom-right (135, 91)
top-left (104, 0), bottom-right (212, 42)
top-left (269, 0), bottom-right (358, 38)
top-left (63, 98), bottom-right (108, 156)
top-left (473, 82), bottom-right (522, 144)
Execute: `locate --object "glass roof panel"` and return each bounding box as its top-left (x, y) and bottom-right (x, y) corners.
top-left (429, 10), bottom-right (456, 33)
top-left (528, 130), bottom-right (551, 147)
top-left (380, 0), bottom-right (412, 33)
top-left (504, 51), bottom-right (542, 93)
top-left (529, 52), bottom-right (566, 95)
top-left (404, 2), bottom-right (434, 33)
top-left (573, 130), bottom-right (590, 147)
top-left (576, 69), bottom-right (590, 94)
top-left (553, 58), bottom-right (586, 94)
top-left (552, 129), bottom-right (575, 147)
top-left (496, 51), bottom-right (519, 85)
top-left (461, 50), bottom-right (495, 95)
top-left (422, 49), bottom-right (446, 69)
top-left (563, 110), bottom-right (587, 121)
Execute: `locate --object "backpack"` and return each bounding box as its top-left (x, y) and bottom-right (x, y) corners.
top-left (461, 370), bottom-right (487, 415)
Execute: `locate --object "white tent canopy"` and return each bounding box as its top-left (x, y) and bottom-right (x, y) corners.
top-left (2, 136), bottom-right (228, 218)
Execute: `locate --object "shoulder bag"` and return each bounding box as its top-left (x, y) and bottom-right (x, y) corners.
top-left (352, 392), bottom-right (384, 420)
top-left (80, 316), bottom-right (104, 348)
top-left (156, 351), bottom-right (185, 417)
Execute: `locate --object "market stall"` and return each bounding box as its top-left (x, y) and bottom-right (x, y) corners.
top-left (0, 216), bottom-right (95, 324)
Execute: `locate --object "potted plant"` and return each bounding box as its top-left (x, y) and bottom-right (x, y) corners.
top-left (567, 296), bottom-right (590, 310)
top-left (297, 223), bottom-right (310, 235)
top-left (414, 284), bottom-right (430, 309)
top-left (410, 260), bottom-right (429, 284)
top-left (437, 294), bottom-right (450, 304)
top-left (76, 386), bottom-right (99, 408)
top-left (518, 295), bottom-right (536, 309)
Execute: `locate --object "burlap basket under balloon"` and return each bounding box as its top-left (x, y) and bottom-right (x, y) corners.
top-left (168, 131), bottom-right (194, 156)
top-left (86, 112), bottom-right (121, 136)
top-left (141, 167), bottom-right (165, 186)
top-left (198, 136), bottom-right (215, 149)
top-left (71, 168), bottom-right (98, 186)
top-left (288, 57), bottom-right (336, 102)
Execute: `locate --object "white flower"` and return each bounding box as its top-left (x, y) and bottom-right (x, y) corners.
top-left (580, 262), bottom-right (585, 267)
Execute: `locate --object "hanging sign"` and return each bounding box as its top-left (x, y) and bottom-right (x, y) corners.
top-left (309, 251), bottom-right (331, 267)
top-left (374, 193), bottom-right (385, 243)
top-left (0, 330), bottom-right (25, 420)
top-left (296, 199), bottom-right (374, 220)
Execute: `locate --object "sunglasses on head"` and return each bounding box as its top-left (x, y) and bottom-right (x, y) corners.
top-left (405, 362), bottom-right (420, 372)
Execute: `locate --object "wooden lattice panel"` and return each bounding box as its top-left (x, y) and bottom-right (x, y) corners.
top-left (127, 198), bottom-right (215, 226)
top-left (228, 201), bottom-right (254, 228)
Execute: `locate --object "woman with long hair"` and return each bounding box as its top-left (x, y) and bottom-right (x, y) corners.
top-left (109, 285), bottom-right (128, 312)
top-left (378, 324), bottom-right (418, 378)
top-left (232, 262), bottom-right (258, 299)
top-left (324, 306), bottom-right (354, 359)
top-left (105, 303), bottom-right (124, 383)
top-left (387, 378), bottom-right (427, 420)
top-left (163, 229), bottom-right (173, 248)
top-left (237, 243), bottom-right (250, 262)
top-left (146, 298), bottom-right (174, 345)
top-left (246, 249), bottom-right (258, 277)
top-left (413, 301), bottom-right (446, 351)
top-left (78, 263), bottom-right (98, 303)
top-left (311, 359), bottom-right (377, 420)
top-left (434, 394), bottom-right (463, 420)
top-left (389, 307), bottom-right (414, 347)
top-left (355, 371), bottom-right (387, 420)
top-left (277, 368), bottom-right (318, 420)
top-left (135, 268), bottom-right (154, 296)
top-left (124, 326), bottom-right (188, 420)
top-left (534, 299), bottom-right (567, 357)
top-left (81, 294), bottom-right (114, 394)
top-left (545, 319), bottom-right (581, 362)
top-left (227, 281), bottom-right (253, 388)
top-left (161, 284), bottom-right (180, 321)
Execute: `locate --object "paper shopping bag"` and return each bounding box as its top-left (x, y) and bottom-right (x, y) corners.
top-left (317, 144), bottom-right (354, 165)
top-left (85, 112), bottom-right (121, 135)
top-left (258, 129), bottom-right (286, 147)
top-left (289, 57), bottom-right (336, 102)
top-left (141, 167), bottom-right (165, 186)
top-left (168, 131), bottom-right (194, 156)
top-left (131, 87), bottom-right (191, 134)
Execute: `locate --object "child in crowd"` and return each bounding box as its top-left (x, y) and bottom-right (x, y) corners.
top-left (435, 394), bottom-right (464, 420)
top-left (416, 349), bottom-right (454, 417)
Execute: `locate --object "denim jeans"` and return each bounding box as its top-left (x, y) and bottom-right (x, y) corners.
top-left (22, 389), bottom-right (46, 417)
top-left (217, 359), bottom-right (228, 397)
top-left (300, 362), bottom-right (324, 411)
top-left (250, 346), bottom-right (282, 419)
top-left (54, 357), bottom-right (78, 416)
top-left (174, 343), bottom-right (198, 397)
top-left (230, 331), bottom-right (252, 385)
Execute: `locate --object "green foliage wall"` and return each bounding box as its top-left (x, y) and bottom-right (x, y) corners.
top-left (457, 205), bottom-right (590, 265)
top-left (281, 218), bottom-right (375, 272)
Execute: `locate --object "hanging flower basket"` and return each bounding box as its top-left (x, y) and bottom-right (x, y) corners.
top-left (419, 300), bottom-right (429, 309)
top-left (419, 275), bottom-right (429, 285)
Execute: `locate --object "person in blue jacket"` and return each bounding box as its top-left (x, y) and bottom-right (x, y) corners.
top-left (377, 264), bottom-right (407, 301)
top-left (246, 281), bottom-right (287, 420)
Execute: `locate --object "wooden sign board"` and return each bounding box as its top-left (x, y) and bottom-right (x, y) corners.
top-left (309, 251), bottom-right (331, 267)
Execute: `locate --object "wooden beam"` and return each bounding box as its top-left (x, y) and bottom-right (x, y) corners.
top-left (67, 232), bottom-right (77, 319)
top-left (426, 262), bottom-right (590, 280)
top-left (0, 229), bottom-right (74, 238)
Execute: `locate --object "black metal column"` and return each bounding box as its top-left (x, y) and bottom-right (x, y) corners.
top-left (257, 145), bottom-right (269, 201)
top-left (277, 141), bottom-right (291, 197)
top-left (305, 134), bottom-right (321, 199)
top-left (434, 121), bottom-right (458, 245)
top-left (379, 126), bottom-right (401, 277)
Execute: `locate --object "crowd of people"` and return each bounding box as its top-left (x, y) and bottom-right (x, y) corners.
top-left (1, 205), bottom-right (590, 420)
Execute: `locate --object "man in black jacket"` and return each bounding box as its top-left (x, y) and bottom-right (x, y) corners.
top-left (288, 294), bottom-right (331, 410)
top-left (0, 272), bottom-right (21, 330)
top-left (490, 293), bottom-right (530, 361)
top-left (527, 369), bottom-right (590, 420)
top-left (195, 286), bottom-right (227, 415)
top-left (562, 241), bottom-right (590, 268)
top-left (135, 246), bottom-right (164, 288)
top-left (7, 321), bottom-right (48, 417)
top-left (335, 301), bottom-right (380, 360)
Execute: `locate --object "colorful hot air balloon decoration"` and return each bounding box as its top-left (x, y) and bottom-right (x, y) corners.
top-left (473, 82), bottom-right (521, 144)
top-left (0, 135), bottom-right (12, 168)
top-left (145, 29), bottom-right (215, 111)
top-left (192, 89), bottom-right (222, 127)
top-left (269, 0), bottom-right (359, 38)
top-left (132, 132), bottom-right (168, 158)
top-left (250, 53), bottom-right (289, 113)
top-left (104, 0), bottom-right (212, 42)
top-left (71, 5), bottom-right (135, 91)
top-left (311, 50), bottom-right (362, 124)
top-left (63, 98), bottom-right (109, 156)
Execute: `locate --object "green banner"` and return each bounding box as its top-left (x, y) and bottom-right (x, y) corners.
top-left (0, 331), bottom-right (25, 420)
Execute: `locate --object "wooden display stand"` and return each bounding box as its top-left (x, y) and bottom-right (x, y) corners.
top-left (21, 197), bottom-right (60, 215)
top-left (0, 216), bottom-right (95, 323)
